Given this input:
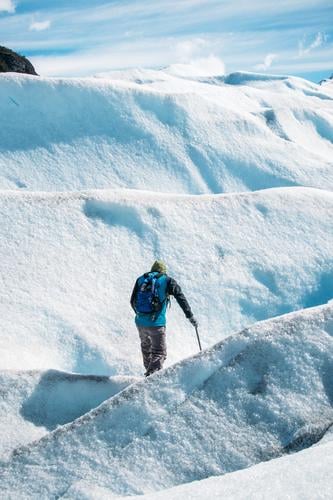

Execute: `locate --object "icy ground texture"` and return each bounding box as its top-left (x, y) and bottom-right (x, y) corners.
top-left (0, 370), bottom-right (137, 460)
top-left (1, 302), bottom-right (332, 498)
top-left (0, 70), bottom-right (332, 193)
top-left (1, 188), bottom-right (333, 375)
top-left (64, 439), bottom-right (333, 500)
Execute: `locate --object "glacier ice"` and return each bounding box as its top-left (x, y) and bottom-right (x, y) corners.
top-left (0, 302), bottom-right (332, 497)
top-left (0, 68), bottom-right (332, 499)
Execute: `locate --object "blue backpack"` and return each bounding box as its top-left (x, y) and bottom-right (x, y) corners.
top-left (135, 272), bottom-right (166, 316)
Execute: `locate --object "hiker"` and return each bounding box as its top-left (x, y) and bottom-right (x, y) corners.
top-left (131, 260), bottom-right (198, 376)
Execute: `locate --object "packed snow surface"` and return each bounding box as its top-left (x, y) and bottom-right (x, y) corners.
top-left (1, 302), bottom-right (332, 498)
top-left (0, 70), bottom-right (332, 193)
top-left (1, 188), bottom-right (333, 376)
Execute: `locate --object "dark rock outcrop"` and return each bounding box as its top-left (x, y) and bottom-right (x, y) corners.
top-left (319, 73), bottom-right (333, 85)
top-left (0, 46), bottom-right (38, 75)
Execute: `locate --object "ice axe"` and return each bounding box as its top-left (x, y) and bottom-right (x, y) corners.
top-left (194, 325), bottom-right (202, 351)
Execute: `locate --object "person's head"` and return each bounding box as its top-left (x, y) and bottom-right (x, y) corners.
top-left (151, 260), bottom-right (167, 274)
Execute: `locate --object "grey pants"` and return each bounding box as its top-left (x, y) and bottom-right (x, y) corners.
top-left (137, 326), bottom-right (167, 374)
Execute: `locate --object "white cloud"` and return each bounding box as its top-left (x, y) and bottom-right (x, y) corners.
top-left (29, 20), bottom-right (51, 32)
top-left (29, 41), bottom-right (175, 77)
top-left (255, 53), bottom-right (278, 71)
top-left (0, 0), bottom-right (15, 13)
top-left (175, 38), bottom-right (211, 60)
top-left (298, 32), bottom-right (326, 56)
top-left (170, 37), bottom-right (224, 76)
top-left (167, 56), bottom-right (225, 77)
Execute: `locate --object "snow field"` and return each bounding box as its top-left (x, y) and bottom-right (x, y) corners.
top-left (0, 70), bottom-right (332, 194)
top-left (1, 187), bottom-right (332, 376)
top-left (1, 301), bottom-right (332, 498)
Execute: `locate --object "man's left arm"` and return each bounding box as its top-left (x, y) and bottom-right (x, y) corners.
top-left (130, 279), bottom-right (139, 312)
top-left (167, 277), bottom-right (197, 324)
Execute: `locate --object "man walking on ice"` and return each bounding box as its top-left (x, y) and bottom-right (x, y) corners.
top-left (131, 260), bottom-right (198, 376)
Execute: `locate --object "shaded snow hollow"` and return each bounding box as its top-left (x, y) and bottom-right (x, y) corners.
top-left (0, 70), bottom-right (332, 193)
top-left (0, 370), bottom-right (137, 460)
top-left (1, 302), bottom-right (332, 498)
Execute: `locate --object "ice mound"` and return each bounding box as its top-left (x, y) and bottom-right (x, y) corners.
top-left (0, 70), bottom-right (332, 193)
top-left (1, 187), bottom-right (333, 375)
top-left (1, 301), bottom-right (332, 498)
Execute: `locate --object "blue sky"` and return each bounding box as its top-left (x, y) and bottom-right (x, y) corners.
top-left (0, 0), bottom-right (332, 81)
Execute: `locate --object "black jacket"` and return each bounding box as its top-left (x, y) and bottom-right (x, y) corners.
top-left (130, 275), bottom-right (193, 319)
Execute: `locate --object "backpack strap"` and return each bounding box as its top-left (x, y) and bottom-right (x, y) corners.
top-left (151, 272), bottom-right (163, 294)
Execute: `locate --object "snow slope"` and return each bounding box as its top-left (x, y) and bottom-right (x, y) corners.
top-left (0, 71), bottom-right (332, 193)
top-left (1, 301), bottom-right (332, 498)
top-left (0, 370), bottom-right (137, 460)
top-left (1, 188), bottom-right (333, 376)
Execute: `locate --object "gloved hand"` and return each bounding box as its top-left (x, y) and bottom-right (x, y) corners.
top-left (189, 316), bottom-right (198, 328)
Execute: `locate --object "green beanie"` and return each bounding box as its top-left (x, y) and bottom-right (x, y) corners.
top-left (151, 260), bottom-right (167, 274)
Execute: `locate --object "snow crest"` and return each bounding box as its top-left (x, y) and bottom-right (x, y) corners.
top-left (0, 71), bottom-right (332, 193)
